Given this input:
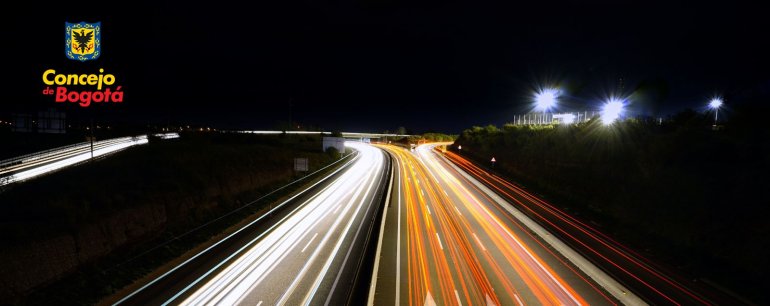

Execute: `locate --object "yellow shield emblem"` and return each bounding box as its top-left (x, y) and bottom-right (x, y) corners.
top-left (65, 22), bottom-right (101, 61)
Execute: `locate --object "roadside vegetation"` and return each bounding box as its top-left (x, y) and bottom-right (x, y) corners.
top-left (453, 104), bottom-right (770, 303)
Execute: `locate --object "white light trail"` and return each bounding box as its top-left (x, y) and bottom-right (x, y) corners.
top-left (0, 136), bottom-right (148, 186)
top-left (178, 141), bottom-right (385, 305)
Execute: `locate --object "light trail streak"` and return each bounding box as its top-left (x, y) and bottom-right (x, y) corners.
top-left (0, 136), bottom-right (148, 186)
top-left (373, 143), bottom-right (619, 306)
top-left (301, 233), bottom-right (319, 253)
top-left (175, 141), bottom-right (386, 306)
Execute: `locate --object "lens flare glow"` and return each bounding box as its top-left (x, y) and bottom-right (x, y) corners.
top-left (709, 98), bottom-right (723, 109)
top-left (601, 99), bottom-right (625, 125)
top-left (534, 88), bottom-right (560, 111)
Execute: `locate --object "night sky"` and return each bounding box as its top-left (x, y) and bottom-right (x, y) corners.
top-left (8, 1), bottom-right (770, 133)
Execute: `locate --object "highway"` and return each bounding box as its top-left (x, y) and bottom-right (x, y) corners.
top-left (371, 144), bottom-right (643, 305)
top-left (441, 149), bottom-right (729, 304)
top-left (0, 135), bottom-right (149, 186)
top-left (113, 141), bottom-right (390, 306)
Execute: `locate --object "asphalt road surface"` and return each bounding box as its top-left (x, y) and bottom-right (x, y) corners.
top-left (371, 144), bottom-right (639, 306)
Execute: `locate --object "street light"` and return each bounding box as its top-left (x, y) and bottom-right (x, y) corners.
top-left (601, 98), bottom-right (625, 125)
top-left (534, 88), bottom-right (560, 124)
top-left (709, 97), bottom-right (723, 125)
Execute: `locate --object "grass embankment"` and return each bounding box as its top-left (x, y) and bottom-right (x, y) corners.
top-left (453, 107), bottom-right (769, 304)
top-left (0, 132), bottom-right (345, 305)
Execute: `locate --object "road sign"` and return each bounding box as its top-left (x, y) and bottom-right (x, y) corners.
top-left (458, 145), bottom-right (462, 150)
top-left (294, 158), bottom-right (309, 172)
top-left (491, 157), bottom-right (496, 162)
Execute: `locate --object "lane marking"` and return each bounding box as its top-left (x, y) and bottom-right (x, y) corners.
top-left (485, 293), bottom-right (497, 306)
top-left (426, 206), bottom-right (431, 215)
top-left (435, 232), bottom-right (443, 250)
top-left (473, 233), bottom-right (487, 251)
top-left (301, 232), bottom-right (319, 253)
top-left (454, 290), bottom-right (462, 306)
top-left (257, 301), bottom-right (263, 306)
top-left (425, 291), bottom-right (437, 306)
top-left (333, 204), bottom-right (341, 214)
top-left (514, 293), bottom-right (523, 306)
top-left (454, 206), bottom-right (462, 216)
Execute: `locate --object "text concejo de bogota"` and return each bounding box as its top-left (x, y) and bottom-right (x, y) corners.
top-left (42, 68), bottom-right (123, 107)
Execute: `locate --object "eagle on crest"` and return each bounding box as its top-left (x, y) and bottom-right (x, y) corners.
top-left (73, 29), bottom-right (93, 53)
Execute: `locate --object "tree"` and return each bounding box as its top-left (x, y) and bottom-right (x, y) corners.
top-left (485, 124), bottom-right (499, 134)
top-left (325, 146), bottom-right (341, 159)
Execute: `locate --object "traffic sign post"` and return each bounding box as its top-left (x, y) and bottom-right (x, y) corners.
top-left (294, 158), bottom-right (309, 172)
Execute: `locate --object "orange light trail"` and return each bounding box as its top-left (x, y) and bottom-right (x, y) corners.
top-left (375, 144), bottom-right (606, 306)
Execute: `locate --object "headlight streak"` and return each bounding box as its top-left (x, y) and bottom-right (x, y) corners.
top-left (178, 142), bottom-right (386, 306)
top-left (167, 156), bottom-right (361, 305)
top-left (198, 162), bottom-right (366, 304)
top-left (0, 136), bottom-right (148, 186)
top-left (276, 150), bottom-right (380, 305)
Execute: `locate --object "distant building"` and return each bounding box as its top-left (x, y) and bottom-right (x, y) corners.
top-left (11, 113), bottom-right (34, 133)
top-left (322, 136), bottom-right (345, 152)
top-left (11, 108), bottom-right (66, 133)
top-left (37, 109), bottom-right (66, 133)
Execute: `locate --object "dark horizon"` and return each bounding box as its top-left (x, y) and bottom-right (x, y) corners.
top-left (7, 1), bottom-right (770, 133)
